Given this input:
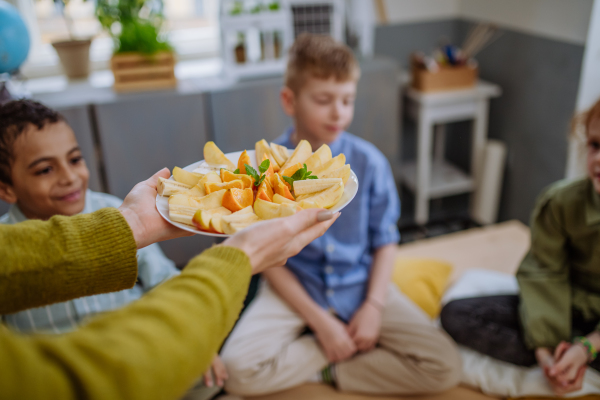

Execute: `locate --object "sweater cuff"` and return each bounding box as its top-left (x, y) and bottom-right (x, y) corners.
top-left (54, 208), bottom-right (139, 299)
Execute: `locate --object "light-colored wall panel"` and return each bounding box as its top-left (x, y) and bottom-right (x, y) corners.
top-left (459, 0), bottom-right (593, 45)
top-left (383, 0), bottom-right (460, 24)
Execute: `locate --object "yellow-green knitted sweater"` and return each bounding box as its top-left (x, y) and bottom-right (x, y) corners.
top-left (0, 208), bottom-right (251, 400)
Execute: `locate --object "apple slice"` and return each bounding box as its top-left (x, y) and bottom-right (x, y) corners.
top-left (256, 139), bottom-right (280, 171)
top-left (304, 144), bottom-right (332, 171)
top-left (280, 140), bottom-right (312, 171)
top-left (168, 189), bottom-right (226, 210)
top-left (254, 198), bottom-right (299, 220)
top-left (270, 142), bottom-right (290, 166)
top-left (188, 172), bottom-right (221, 197)
top-left (209, 205), bottom-right (251, 234)
top-left (157, 177), bottom-right (192, 196)
top-left (298, 200), bottom-right (318, 209)
top-left (293, 178), bottom-right (342, 196)
top-left (313, 154), bottom-right (346, 177)
top-left (192, 206), bottom-right (232, 231)
top-left (204, 180), bottom-right (244, 194)
top-left (221, 212), bottom-right (260, 235)
top-left (169, 204), bottom-right (198, 226)
top-left (204, 141), bottom-right (236, 171)
top-left (320, 164), bottom-right (351, 185)
top-left (273, 193), bottom-right (297, 205)
top-left (296, 182), bottom-right (344, 209)
top-left (173, 167), bottom-right (204, 187)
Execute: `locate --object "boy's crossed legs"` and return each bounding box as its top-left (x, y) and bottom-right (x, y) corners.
top-left (221, 282), bottom-right (461, 396)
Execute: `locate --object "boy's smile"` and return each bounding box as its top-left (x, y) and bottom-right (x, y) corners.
top-left (281, 77), bottom-right (357, 148)
top-left (0, 121), bottom-right (89, 220)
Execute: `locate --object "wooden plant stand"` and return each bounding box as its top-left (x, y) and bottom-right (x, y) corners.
top-left (111, 52), bottom-right (177, 92)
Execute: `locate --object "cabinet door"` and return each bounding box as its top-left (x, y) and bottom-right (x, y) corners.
top-left (94, 93), bottom-right (216, 265)
top-left (209, 79), bottom-right (292, 153)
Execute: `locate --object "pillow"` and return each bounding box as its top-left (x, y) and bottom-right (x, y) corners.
top-left (392, 258), bottom-right (452, 318)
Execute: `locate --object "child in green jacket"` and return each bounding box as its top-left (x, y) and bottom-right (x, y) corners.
top-left (441, 97), bottom-right (600, 396)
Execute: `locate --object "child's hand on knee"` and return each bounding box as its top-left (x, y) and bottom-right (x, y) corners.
top-left (347, 301), bottom-right (382, 352)
top-left (313, 312), bottom-right (357, 363)
top-left (547, 341), bottom-right (587, 395)
top-left (203, 355), bottom-right (228, 388)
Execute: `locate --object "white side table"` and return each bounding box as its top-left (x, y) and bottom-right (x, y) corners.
top-left (402, 80), bottom-right (502, 225)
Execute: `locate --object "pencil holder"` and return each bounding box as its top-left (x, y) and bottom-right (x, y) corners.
top-left (411, 63), bottom-right (478, 92)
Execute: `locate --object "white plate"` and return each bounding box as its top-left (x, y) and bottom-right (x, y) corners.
top-left (156, 149), bottom-right (359, 237)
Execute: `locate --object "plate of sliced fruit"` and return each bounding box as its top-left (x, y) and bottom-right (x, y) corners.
top-left (155, 139), bottom-right (358, 236)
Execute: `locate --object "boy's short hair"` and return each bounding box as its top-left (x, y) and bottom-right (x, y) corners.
top-left (0, 99), bottom-right (64, 184)
top-left (284, 33), bottom-right (360, 93)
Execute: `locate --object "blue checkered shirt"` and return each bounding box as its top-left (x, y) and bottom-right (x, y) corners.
top-left (274, 130), bottom-right (400, 321)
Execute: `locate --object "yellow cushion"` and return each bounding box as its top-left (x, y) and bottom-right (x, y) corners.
top-left (392, 258), bottom-right (453, 318)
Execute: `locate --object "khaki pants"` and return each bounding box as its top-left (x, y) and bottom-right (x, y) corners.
top-left (221, 282), bottom-right (461, 396)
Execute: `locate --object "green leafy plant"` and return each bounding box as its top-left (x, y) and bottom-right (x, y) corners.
top-left (96, 0), bottom-right (172, 55)
top-left (243, 159), bottom-right (271, 187)
top-left (282, 164), bottom-right (318, 187)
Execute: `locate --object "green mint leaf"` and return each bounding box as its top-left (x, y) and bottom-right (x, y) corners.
top-left (244, 163), bottom-right (259, 179)
top-left (258, 159), bottom-right (270, 175)
top-left (307, 175), bottom-right (318, 179)
top-left (234, 168), bottom-right (240, 174)
top-left (257, 175), bottom-right (267, 186)
top-left (283, 176), bottom-right (295, 186)
top-left (291, 168), bottom-right (305, 181)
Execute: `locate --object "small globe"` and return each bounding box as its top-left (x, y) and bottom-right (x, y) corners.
top-left (0, 1), bottom-right (30, 74)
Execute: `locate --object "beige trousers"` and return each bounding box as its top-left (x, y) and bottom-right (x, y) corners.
top-left (221, 282), bottom-right (461, 396)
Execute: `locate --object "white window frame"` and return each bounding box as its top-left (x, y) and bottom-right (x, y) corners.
top-left (13, 0), bottom-right (222, 80)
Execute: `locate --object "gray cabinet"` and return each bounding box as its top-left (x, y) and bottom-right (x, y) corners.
top-left (209, 79), bottom-right (292, 153)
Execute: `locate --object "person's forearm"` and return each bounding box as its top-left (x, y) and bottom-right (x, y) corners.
top-left (263, 266), bottom-right (330, 329)
top-left (0, 246), bottom-right (252, 400)
top-left (0, 208), bottom-right (138, 314)
top-left (365, 244), bottom-right (396, 307)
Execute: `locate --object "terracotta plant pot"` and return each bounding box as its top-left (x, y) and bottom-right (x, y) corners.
top-left (51, 39), bottom-right (92, 79)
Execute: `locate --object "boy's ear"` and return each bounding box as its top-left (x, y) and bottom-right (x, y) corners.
top-left (280, 87), bottom-right (296, 117)
top-left (0, 181), bottom-right (17, 204)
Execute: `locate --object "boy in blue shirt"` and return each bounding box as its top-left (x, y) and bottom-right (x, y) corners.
top-left (221, 34), bottom-right (461, 396)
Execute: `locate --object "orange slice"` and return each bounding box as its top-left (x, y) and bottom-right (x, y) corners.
top-left (273, 174), bottom-right (295, 201)
top-left (256, 179), bottom-right (274, 202)
top-left (222, 187), bottom-right (254, 212)
top-left (221, 169), bottom-right (254, 188)
top-left (280, 163), bottom-right (303, 180)
top-left (204, 180), bottom-right (244, 194)
top-left (238, 150), bottom-right (251, 174)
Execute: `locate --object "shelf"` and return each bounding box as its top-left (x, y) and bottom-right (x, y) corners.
top-left (225, 59), bottom-right (286, 79)
top-left (401, 160), bottom-right (474, 199)
top-left (220, 11), bottom-right (288, 29)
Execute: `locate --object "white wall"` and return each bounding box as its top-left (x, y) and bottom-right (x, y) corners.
top-left (383, 0), bottom-right (593, 45)
top-left (459, 0), bottom-right (593, 45)
top-left (383, 0), bottom-right (460, 24)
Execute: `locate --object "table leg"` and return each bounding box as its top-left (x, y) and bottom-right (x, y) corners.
top-left (434, 124), bottom-right (446, 164)
top-left (470, 99), bottom-right (490, 217)
top-left (416, 112), bottom-right (434, 225)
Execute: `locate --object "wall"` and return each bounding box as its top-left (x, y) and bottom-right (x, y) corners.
top-left (383, 0), bottom-right (459, 24)
top-left (375, 0), bottom-right (591, 224)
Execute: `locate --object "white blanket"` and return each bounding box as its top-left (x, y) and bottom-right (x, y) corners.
top-left (443, 269), bottom-right (600, 397)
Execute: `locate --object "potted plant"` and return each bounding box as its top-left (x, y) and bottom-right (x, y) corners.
top-left (96, 0), bottom-right (176, 92)
top-left (50, 0), bottom-right (92, 79)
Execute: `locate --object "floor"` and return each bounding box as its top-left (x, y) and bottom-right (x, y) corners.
top-left (222, 220), bottom-right (531, 400)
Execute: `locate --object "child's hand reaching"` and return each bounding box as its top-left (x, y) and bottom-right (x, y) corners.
top-left (314, 312), bottom-right (357, 363)
top-left (546, 341), bottom-right (587, 395)
top-left (203, 355), bottom-right (228, 388)
top-left (347, 300), bottom-right (382, 352)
